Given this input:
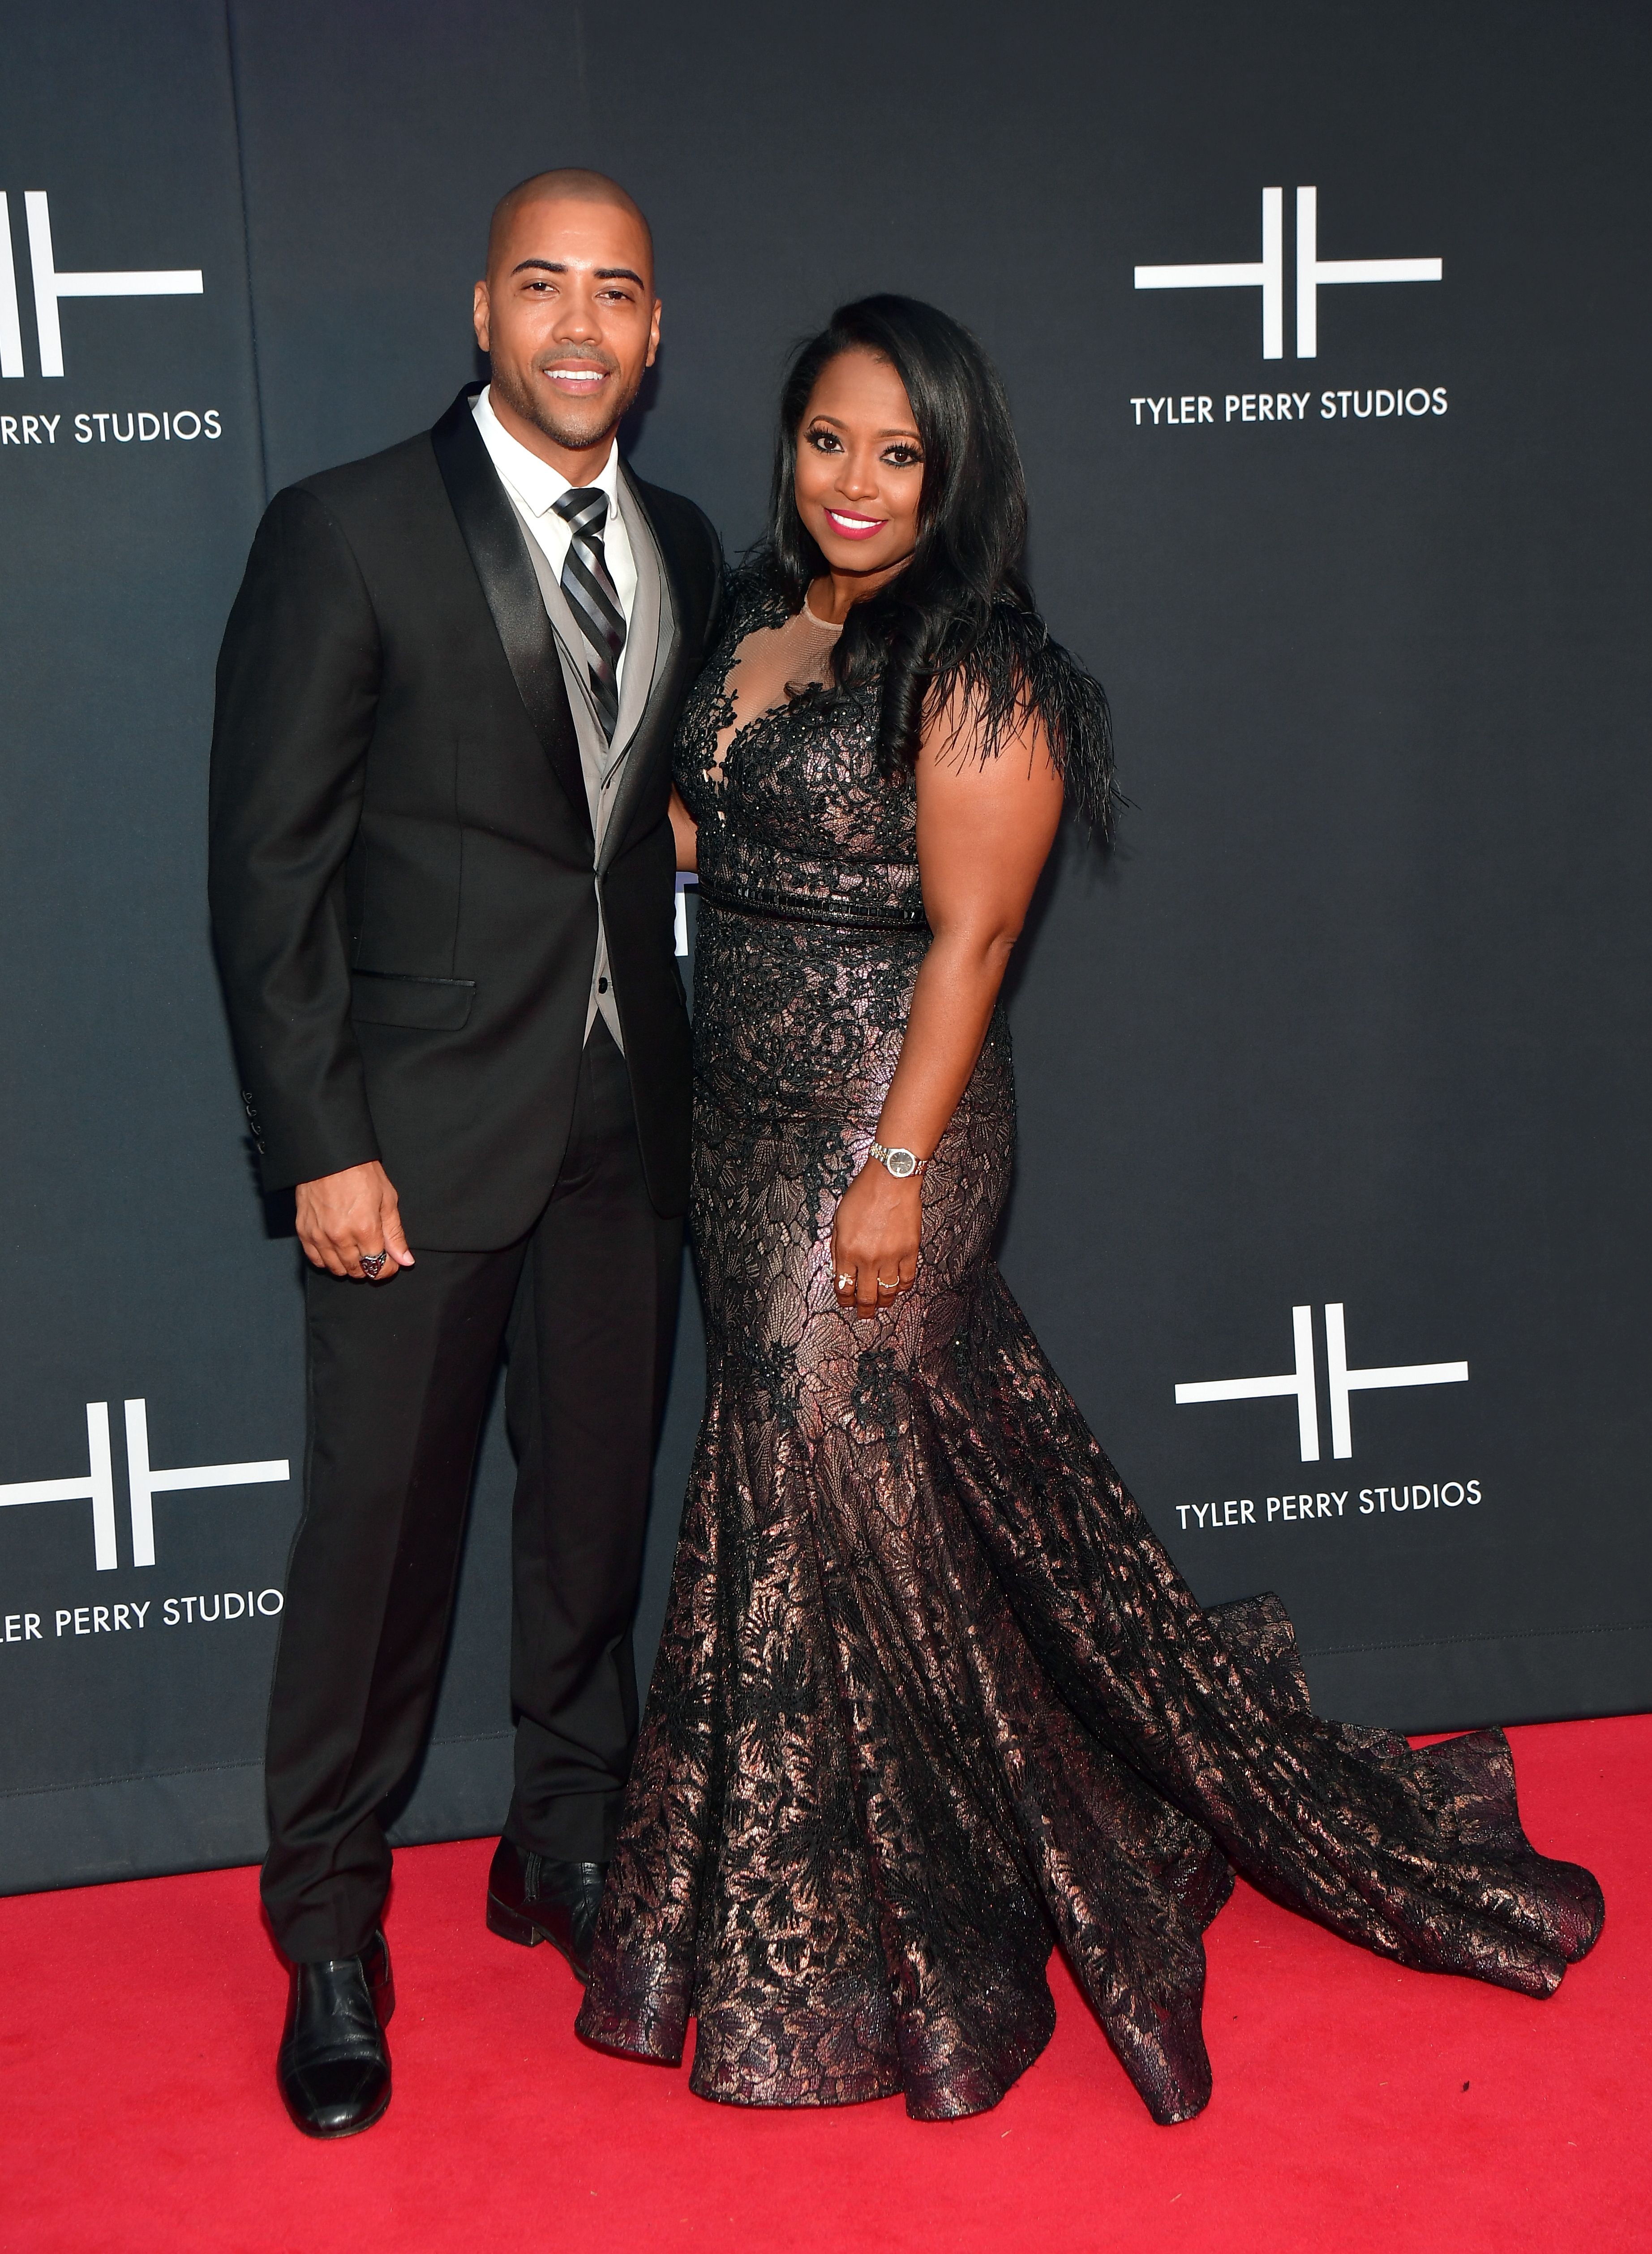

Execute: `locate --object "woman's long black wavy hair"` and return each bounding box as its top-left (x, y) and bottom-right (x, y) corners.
top-left (765, 294), bottom-right (1116, 836)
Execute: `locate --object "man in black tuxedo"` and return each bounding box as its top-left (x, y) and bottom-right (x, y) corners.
top-left (209, 170), bottom-right (721, 2138)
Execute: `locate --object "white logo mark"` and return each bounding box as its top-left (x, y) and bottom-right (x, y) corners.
top-left (0, 1400), bottom-right (288, 1570)
top-left (1174, 1304), bottom-right (1467, 1462)
top-left (0, 192), bottom-right (202, 380)
top-left (0, 1402), bottom-right (119, 1569)
top-left (1135, 188), bottom-right (1441, 360)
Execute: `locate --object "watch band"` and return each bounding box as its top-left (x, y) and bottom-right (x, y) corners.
top-left (869, 1141), bottom-right (929, 1180)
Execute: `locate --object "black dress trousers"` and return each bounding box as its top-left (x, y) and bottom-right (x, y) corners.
top-left (261, 1024), bottom-right (681, 1964)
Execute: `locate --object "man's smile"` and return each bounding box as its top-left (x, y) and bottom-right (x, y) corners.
top-left (541, 361), bottom-right (613, 395)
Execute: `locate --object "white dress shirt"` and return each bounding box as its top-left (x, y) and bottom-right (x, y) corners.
top-left (471, 385), bottom-right (638, 695)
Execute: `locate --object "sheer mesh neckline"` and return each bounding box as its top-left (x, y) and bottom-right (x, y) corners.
top-left (707, 601), bottom-right (843, 786)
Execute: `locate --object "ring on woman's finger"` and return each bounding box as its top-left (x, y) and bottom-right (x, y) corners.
top-left (876, 1275), bottom-right (900, 1291)
top-left (835, 1272), bottom-right (854, 1292)
top-left (359, 1250), bottom-right (390, 1280)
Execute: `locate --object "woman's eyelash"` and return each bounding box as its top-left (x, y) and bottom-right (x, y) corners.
top-left (805, 428), bottom-right (923, 467)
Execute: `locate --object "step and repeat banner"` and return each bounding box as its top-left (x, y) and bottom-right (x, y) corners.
top-left (3, 0), bottom-right (1648, 1892)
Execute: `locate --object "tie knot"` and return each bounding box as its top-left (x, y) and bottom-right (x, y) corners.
top-left (555, 486), bottom-right (609, 538)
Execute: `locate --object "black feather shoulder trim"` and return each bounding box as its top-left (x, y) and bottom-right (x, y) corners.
top-left (927, 598), bottom-right (1118, 840)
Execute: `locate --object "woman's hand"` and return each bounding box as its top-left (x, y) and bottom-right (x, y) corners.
top-left (831, 1161), bottom-right (922, 1319)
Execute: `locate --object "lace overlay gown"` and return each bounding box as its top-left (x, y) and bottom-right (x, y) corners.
top-left (576, 573), bottom-right (1603, 2123)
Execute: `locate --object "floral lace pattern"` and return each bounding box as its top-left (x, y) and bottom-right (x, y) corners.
top-left (577, 572), bottom-right (1604, 2122)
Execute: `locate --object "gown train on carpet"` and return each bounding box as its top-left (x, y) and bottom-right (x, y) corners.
top-left (577, 564), bottom-right (1604, 2122)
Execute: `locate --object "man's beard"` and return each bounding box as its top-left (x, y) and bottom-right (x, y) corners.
top-left (490, 351), bottom-right (641, 452)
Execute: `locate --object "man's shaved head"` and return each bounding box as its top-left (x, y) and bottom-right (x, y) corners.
top-left (485, 168), bottom-right (653, 281)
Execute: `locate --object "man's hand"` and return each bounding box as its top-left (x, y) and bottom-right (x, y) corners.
top-left (295, 1161), bottom-right (414, 1282)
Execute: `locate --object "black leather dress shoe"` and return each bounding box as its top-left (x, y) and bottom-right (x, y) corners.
top-left (486, 1837), bottom-right (605, 1983)
top-left (276, 1927), bottom-right (394, 2139)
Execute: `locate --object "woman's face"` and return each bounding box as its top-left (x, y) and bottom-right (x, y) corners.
top-left (794, 348), bottom-right (925, 584)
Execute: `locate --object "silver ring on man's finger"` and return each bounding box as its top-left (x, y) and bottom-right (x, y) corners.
top-left (359, 1250), bottom-right (390, 1279)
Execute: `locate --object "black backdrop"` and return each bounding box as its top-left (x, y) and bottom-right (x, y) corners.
top-left (3, 0), bottom-right (1648, 1894)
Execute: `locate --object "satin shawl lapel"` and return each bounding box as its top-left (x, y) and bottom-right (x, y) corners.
top-left (599, 469), bottom-right (694, 875)
top-left (428, 390), bottom-right (592, 841)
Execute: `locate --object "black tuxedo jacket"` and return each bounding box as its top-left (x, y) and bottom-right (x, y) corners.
top-left (208, 390), bottom-right (723, 1248)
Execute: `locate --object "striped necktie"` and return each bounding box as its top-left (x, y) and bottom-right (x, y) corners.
top-left (554, 486), bottom-right (626, 740)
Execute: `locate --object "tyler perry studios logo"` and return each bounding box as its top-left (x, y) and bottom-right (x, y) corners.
top-left (0, 1399), bottom-right (288, 1645)
top-left (1129, 185), bottom-right (1447, 430)
top-left (1171, 1302), bottom-right (1481, 1537)
top-left (0, 189), bottom-right (219, 451)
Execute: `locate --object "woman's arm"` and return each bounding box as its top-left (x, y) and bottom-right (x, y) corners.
top-left (669, 785), bottom-right (698, 873)
top-left (830, 702), bottom-right (1064, 1317)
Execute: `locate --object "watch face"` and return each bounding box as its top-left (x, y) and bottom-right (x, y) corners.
top-left (885, 1148), bottom-right (917, 1177)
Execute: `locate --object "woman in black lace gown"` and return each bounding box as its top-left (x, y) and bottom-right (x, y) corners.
top-left (576, 297), bottom-right (1602, 2123)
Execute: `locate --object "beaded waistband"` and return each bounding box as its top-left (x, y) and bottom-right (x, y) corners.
top-left (695, 882), bottom-right (928, 937)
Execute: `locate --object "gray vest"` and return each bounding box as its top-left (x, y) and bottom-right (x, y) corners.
top-left (509, 468), bottom-right (678, 1050)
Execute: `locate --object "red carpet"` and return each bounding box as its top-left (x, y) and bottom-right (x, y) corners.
top-left (5, 1716), bottom-right (1647, 2254)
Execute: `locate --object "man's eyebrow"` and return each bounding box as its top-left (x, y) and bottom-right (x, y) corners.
top-left (509, 258), bottom-right (647, 288)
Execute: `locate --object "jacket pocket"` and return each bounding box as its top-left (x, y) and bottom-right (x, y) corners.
top-left (349, 969), bottom-right (476, 1031)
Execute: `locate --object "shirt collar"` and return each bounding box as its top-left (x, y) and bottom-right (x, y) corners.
top-left (472, 383), bottom-right (622, 520)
